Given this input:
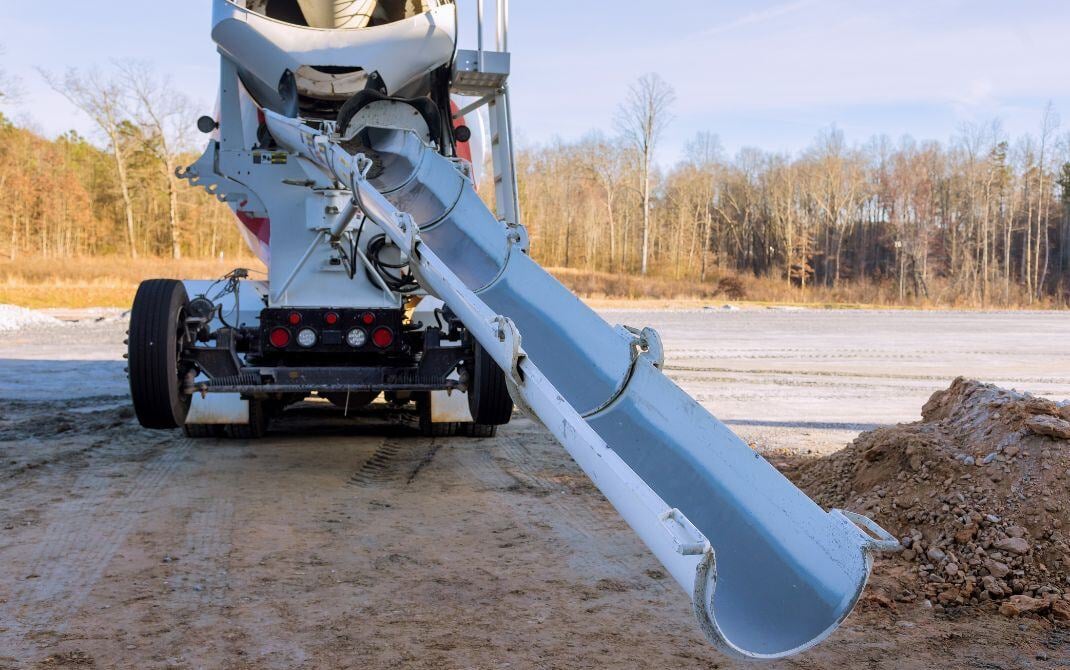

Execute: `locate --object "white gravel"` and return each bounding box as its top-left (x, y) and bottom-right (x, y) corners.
top-left (0, 304), bottom-right (61, 332)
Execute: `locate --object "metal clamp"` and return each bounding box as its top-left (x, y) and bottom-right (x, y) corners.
top-left (659, 508), bottom-right (710, 556)
top-left (835, 509), bottom-right (902, 553)
top-left (492, 315), bottom-right (534, 419)
top-left (621, 325), bottom-right (665, 369)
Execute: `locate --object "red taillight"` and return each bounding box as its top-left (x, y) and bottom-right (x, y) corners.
top-left (288, 312), bottom-right (302, 326)
top-left (269, 327), bottom-right (291, 348)
top-left (361, 312), bottom-right (376, 325)
top-left (324, 311), bottom-right (340, 326)
top-left (371, 327), bottom-right (394, 348)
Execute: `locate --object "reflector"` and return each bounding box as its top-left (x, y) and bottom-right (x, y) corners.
top-left (269, 327), bottom-right (291, 348)
top-left (371, 327), bottom-right (394, 348)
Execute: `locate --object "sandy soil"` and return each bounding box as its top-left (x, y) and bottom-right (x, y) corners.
top-left (0, 308), bottom-right (1067, 669)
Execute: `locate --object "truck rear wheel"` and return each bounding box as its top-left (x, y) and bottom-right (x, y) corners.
top-left (417, 393), bottom-right (458, 437)
top-left (467, 341), bottom-right (513, 426)
top-left (128, 279), bottom-right (192, 429)
top-left (183, 423), bottom-right (225, 438)
top-left (463, 423), bottom-right (497, 438)
top-left (225, 399), bottom-right (270, 439)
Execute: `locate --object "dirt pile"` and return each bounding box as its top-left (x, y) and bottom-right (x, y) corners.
top-left (791, 377), bottom-right (1070, 620)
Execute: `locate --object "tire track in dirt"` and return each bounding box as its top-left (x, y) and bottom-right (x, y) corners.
top-left (493, 430), bottom-right (671, 591)
top-left (165, 447), bottom-right (239, 610)
top-left (348, 437), bottom-right (442, 487)
top-left (3, 436), bottom-right (192, 637)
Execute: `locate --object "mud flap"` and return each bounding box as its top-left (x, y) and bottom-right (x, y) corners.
top-left (187, 393), bottom-right (250, 425)
top-left (430, 389), bottom-right (473, 423)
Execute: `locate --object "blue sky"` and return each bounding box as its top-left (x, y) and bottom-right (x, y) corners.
top-left (1, 0), bottom-right (1068, 162)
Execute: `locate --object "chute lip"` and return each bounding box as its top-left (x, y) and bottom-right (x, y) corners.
top-left (834, 508), bottom-right (904, 553)
top-left (692, 509), bottom-right (898, 661)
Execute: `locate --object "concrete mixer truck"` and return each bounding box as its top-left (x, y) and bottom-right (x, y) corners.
top-left (125, 0), bottom-right (899, 659)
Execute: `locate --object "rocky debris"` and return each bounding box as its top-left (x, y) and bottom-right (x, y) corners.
top-left (788, 378), bottom-right (1070, 621)
top-left (998, 595), bottom-right (1050, 617)
top-left (1027, 414), bottom-right (1070, 440)
top-left (993, 537), bottom-right (1030, 555)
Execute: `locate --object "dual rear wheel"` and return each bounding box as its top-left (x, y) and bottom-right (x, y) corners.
top-left (129, 279), bottom-right (269, 439)
top-left (417, 340), bottom-right (515, 438)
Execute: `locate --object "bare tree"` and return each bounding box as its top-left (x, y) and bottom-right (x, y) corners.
top-left (41, 68), bottom-right (139, 257)
top-left (616, 73), bottom-right (675, 275)
top-left (1036, 102), bottom-right (1060, 298)
top-left (118, 61), bottom-right (194, 259)
top-left (579, 133), bottom-right (629, 272)
top-left (0, 45), bottom-right (22, 109)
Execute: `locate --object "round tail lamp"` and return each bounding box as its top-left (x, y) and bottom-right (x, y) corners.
top-left (269, 327), bottom-right (291, 348)
top-left (371, 327), bottom-right (394, 348)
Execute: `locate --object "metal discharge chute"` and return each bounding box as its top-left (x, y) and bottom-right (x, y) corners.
top-left (172, 0), bottom-right (901, 659)
top-left (263, 113), bottom-right (899, 660)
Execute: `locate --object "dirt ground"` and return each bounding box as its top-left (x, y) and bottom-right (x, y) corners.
top-left (0, 307), bottom-right (1068, 669)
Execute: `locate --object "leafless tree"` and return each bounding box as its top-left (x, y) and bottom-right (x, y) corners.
top-left (41, 68), bottom-right (139, 257)
top-left (118, 61), bottom-right (195, 259)
top-left (616, 73), bottom-right (675, 275)
top-left (0, 45), bottom-right (22, 108)
top-left (578, 133), bottom-right (629, 272)
top-left (1036, 102), bottom-right (1060, 298)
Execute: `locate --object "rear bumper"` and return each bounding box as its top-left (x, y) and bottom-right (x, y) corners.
top-left (186, 365), bottom-right (462, 395)
top-left (184, 343), bottom-right (466, 396)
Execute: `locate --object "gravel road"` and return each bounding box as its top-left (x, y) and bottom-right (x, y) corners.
top-left (0, 307), bottom-right (1066, 668)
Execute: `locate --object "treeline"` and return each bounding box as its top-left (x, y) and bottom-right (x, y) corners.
top-left (0, 117), bottom-right (248, 260)
top-left (2, 63), bottom-right (1069, 306)
top-left (518, 100), bottom-right (1070, 306)
top-left (0, 64), bottom-right (249, 261)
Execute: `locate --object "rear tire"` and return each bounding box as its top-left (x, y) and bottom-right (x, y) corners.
top-left (183, 424), bottom-right (224, 438)
top-left (417, 393), bottom-right (458, 437)
top-left (128, 279), bottom-right (192, 429)
top-left (226, 399), bottom-right (270, 439)
top-left (463, 423), bottom-right (498, 438)
top-left (467, 341), bottom-right (513, 426)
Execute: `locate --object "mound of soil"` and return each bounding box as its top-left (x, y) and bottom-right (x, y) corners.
top-left (791, 378), bottom-right (1070, 621)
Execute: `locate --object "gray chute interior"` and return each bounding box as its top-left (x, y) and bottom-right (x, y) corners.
top-left (357, 126), bottom-right (877, 657)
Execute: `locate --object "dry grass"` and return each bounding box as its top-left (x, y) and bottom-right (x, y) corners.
top-left (0, 256), bottom-right (1064, 310)
top-left (547, 267), bottom-right (733, 301)
top-left (0, 256), bottom-right (265, 309)
top-left (552, 266), bottom-right (1067, 310)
